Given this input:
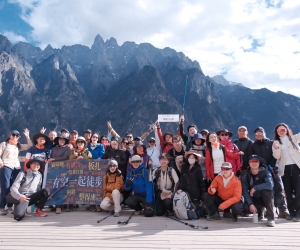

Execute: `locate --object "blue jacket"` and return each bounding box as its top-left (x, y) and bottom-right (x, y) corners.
top-left (242, 166), bottom-right (274, 205)
top-left (87, 144), bottom-right (105, 159)
top-left (124, 164), bottom-right (153, 203)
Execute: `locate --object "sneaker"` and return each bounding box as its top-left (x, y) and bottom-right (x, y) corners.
top-left (7, 207), bottom-right (13, 214)
top-left (207, 213), bottom-right (221, 221)
top-left (278, 211), bottom-right (290, 219)
top-left (89, 205), bottom-right (97, 212)
top-left (267, 220), bottom-right (275, 227)
top-left (0, 208), bottom-right (7, 215)
top-left (293, 217), bottom-right (300, 222)
top-left (56, 208), bottom-right (62, 214)
top-left (35, 209), bottom-right (48, 217)
top-left (114, 212), bottom-right (120, 217)
top-left (134, 210), bottom-right (141, 216)
top-left (232, 213), bottom-right (238, 222)
top-left (96, 206), bottom-right (102, 212)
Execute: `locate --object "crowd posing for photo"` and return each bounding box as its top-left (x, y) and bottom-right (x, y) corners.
top-left (0, 116), bottom-right (299, 228)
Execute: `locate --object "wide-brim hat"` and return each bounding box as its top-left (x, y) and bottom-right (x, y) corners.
top-left (33, 133), bottom-right (51, 145)
top-left (54, 134), bottom-right (70, 145)
top-left (216, 129), bottom-right (233, 137)
top-left (129, 155), bottom-right (143, 163)
top-left (76, 136), bottom-right (87, 146)
top-left (200, 129), bottom-right (209, 134)
top-left (26, 159), bottom-right (45, 171)
top-left (192, 133), bottom-right (205, 144)
top-left (184, 151), bottom-right (202, 159)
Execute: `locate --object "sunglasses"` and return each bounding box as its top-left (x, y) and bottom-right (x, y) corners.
top-left (11, 134), bottom-right (20, 137)
top-left (220, 133), bottom-right (229, 136)
top-left (221, 167), bottom-right (232, 171)
top-left (92, 136), bottom-right (98, 139)
top-left (149, 141), bottom-right (155, 143)
top-left (131, 161), bottom-right (141, 164)
top-left (77, 141), bottom-right (85, 144)
top-left (277, 128), bottom-right (286, 133)
top-left (255, 132), bottom-right (264, 136)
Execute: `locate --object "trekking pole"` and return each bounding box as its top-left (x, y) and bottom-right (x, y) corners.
top-left (47, 179), bottom-right (70, 200)
top-left (97, 212), bottom-right (114, 223)
top-left (117, 211), bottom-right (134, 225)
top-left (182, 75), bottom-right (188, 115)
top-left (165, 215), bottom-right (208, 229)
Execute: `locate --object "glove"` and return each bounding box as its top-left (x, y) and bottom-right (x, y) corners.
top-left (125, 179), bottom-right (133, 187)
top-left (236, 170), bottom-right (241, 177)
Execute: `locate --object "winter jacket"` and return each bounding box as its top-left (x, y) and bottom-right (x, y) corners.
top-left (219, 139), bottom-right (241, 174)
top-left (208, 173), bottom-right (242, 210)
top-left (10, 169), bottom-right (42, 200)
top-left (124, 164), bottom-right (153, 203)
top-left (127, 153), bottom-right (150, 171)
top-left (103, 170), bottom-right (124, 199)
top-left (157, 128), bottom-right (173, 153)
top-left (103, 147), bottom-right (127, 170)
top-left (69, 148), bottom-right (92, 160)
top-left (233, 138), bottom-right (253, 170)
top-left (179, 122), bottom-right (193, 147)
top-left (0, 139), bottom-right (32, 169)
top-left (87, 143), bottom-right (105, 159)
top-left (242, 166), bottom-right (274, 205)
top-left (177, 162), bottom-right (206, 202)
top-left (51, 145), bottom-right (71, 161)
top-left (205, 145), bottom-right (240, 179)
top-left (248, 138), bottom-right (277, 167)
top-left (272, 133), bottom-right (300, 176)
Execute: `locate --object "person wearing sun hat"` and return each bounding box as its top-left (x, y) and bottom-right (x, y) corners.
top-left (0, 129), bottom-right (32, 215)
top-left (100, 160), bottom-right (124, 217)
top-left (203, 162), bottom-right (242, 222)
top-left (124, 155), bottom-right (154, 217)
top-left (69, 137), bottom-right (92, 160)
top-left (8, 159), bottom-right (49, 221)
top-left (24, 133), bottom-right (51, 171)
top-left (47, 134), bottom-right (71, 163)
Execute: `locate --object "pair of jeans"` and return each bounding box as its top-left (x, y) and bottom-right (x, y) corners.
top-left (0, 166), bottom-right (20, 208)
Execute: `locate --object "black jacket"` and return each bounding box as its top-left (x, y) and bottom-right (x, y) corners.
top-left (103, 147), bottom-right (127, 170)
top-left (248, 138), bottom-right (277, 168)
top-left (177, 162), bottom-right (206, 202)
top-left (234, 138), bottom-right (253, 170)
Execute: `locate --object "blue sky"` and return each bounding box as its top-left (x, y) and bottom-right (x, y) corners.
top-left (0, 0), bottom-right (299, 96)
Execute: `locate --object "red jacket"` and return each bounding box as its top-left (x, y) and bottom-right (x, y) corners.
top-left (205, 144), bottom-right (240, 179)
top-left (219, 139), bottom-right (241, 174)
top-left (157, 128), bottom-right (173, 153)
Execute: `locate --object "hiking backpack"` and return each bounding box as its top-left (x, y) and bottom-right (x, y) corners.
top-left (173, 191), bottom-right (198, 220)
top-left (154, 167), bottom-right (175, 191)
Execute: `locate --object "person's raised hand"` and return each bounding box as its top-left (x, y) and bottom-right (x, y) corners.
top-left (40, 127), bottom-right (46, 134)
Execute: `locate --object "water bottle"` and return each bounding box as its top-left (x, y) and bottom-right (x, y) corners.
top-left (253, 213), bottom-right (258, 223)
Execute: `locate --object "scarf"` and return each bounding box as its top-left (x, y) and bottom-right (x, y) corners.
top-left (77, 146), bottom-right (84, 152)
top-left (70, 140), bottom-right (75, 145)
top-left (9, 139), bottom-right (18, 146)
top-left (36, 144), bottom-right (45, 150)
top-left (211, 142), bottom-right (219, 149)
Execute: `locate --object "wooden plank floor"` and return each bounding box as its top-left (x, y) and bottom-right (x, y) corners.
top-left (1, 206), bottom-right (299, 250)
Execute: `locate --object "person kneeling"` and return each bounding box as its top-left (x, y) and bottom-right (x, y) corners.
top-left (8, 159), bottom-right (49, 221)
top-left (153, 154), bottom-right (179, 216)
top-left (242, 155), bottom-right (275, 227)
top-left (100, 160), bottom-right (124, 217)
top-left (124, 155), bottom-right (154, 217)
top-left (203, 162), bottom-right (242, 222)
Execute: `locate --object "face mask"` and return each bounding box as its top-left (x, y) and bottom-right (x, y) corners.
top-left (188, 158), bottom-right (195, 164)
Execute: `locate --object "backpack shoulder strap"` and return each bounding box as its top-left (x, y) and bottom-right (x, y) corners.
top-left (142, 167), bottom-right (145, 179)
top-left (168, 167), bottom-right (175, 190)
top-left (154, 167), bottom-right (161, 181)
top-left (20, 171), bottom-right (27, 186)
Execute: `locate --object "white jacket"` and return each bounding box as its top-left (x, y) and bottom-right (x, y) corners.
top-left (146, 131), bottom-right (161, 169)
top-left (272, 133), bottom-right (300, 176)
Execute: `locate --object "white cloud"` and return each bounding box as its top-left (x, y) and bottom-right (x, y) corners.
top-left (2, 31), bottom-right (28, 44)
top-left (8, 0), bottom-right (300, 96)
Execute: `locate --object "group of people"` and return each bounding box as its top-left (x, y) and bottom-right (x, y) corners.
top-left (0, 116), bottom-right (299, 227)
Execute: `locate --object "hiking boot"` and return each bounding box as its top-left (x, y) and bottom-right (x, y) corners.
top-left (50, 206), bottom-right (56, 212)
top-left (7, 207), bottom-right (13, 214)
top-left (207, 213), bottom-right (221, 221)
top-left (258, 213), bottom-right (264, 221)
top-left (0, 208), bottom-right (7, 215)
top-left (56, 208), bottom-right (62, 214)
top-left (286, 215), bottom-right (294, 220)
top-left (35, 209), bottom-right (48, 217)
top-left (134, 210), bottom-right (141, 216)
top-left (232, 213), bottom-right (238, 222)
top-left (278, 211), bottom-right (290, 219)
top-left (114, 212), bottom-right (120, 217)
top-left (96, 206), bottom-right (102, 212)
top-left (223, 211), bottom-right (232, 218)
top-left (293, 217), bottom-right (300, 222)
top-left (89, 205), bottom-right (97, 212)
top-left (267, 220), bottom-right (275, 227)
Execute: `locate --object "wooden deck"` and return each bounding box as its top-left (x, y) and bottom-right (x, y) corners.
top-left (1, 206), bottom-right (300, 249)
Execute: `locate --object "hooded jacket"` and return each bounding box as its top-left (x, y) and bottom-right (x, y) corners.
top-left (124, 164), bottom-right (153, 203)
top-left (103, 147), bottom-right (127, 168)
top-left (103, 170), bottom-right (124, 199)
top-left (51, 144), bottom-right (71, 161)
top-left (242, 166), bottom-right (274, 205)
top-left (157, 128), bottom-right (173, 153)
top-left (10, 169), bottom-right (42, 200)
top-left (87, 143), bottom-right (105, 159)
top-left (219, 139), bottom-right (241, 174)
top-left (208, 173), bottom-right (242, 210)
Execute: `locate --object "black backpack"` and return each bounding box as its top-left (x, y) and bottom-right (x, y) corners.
top-left (154, 167), bottom-right (175, 191)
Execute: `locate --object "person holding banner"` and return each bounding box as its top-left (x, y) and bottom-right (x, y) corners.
top-left (69, 137), bottom-right (92, 160)
top-left (100, 160), bottom-right (124, 217)
top-left (47, 134), bottom-right (71, 163)
top-left (124, 155), bottom-right (154, 217)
